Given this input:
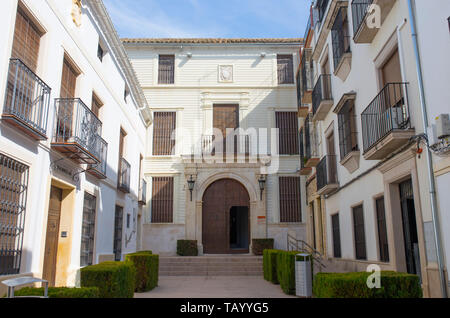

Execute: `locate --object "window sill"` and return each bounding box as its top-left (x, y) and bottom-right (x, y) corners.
top-left (333, 52), bottom-right (352, 82)
top-left (340, 150), bottom-right (360, 174)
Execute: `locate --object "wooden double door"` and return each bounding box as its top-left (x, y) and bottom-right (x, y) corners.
top-left (202, 179), bottom-right (250, 254)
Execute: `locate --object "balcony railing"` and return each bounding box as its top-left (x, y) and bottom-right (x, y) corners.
top-left (304, 114), bottom-right (320, 167)
top-left (52, 98), bottom-right (102, 164)
top-left (312, 74), bottom-right (333, 117)
top-left (317, 155), bottom-right (339, 192)
top-left (2, 58), bottom-right (51, 140)
top-left (300, 49), bottom-right (314, 103)
top-left (352, 0), bottom-right (373, 37)
top-left (194, 134), bottom-right (251, 156)
top-left (361, 83), bottom-right (410, 153)
top-left (317, 0), bottom-right (330, 24)
top-left (118, 157), bottom-right (131, 193)
top-left (139, 179), bottom-right (147, 205)
top-left (87, 136), bottom-right (108, 179)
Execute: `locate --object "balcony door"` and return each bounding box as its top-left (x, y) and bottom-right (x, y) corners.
top-left (380, 49), bottom-right (405, 119)
top-left (213, 104), bottom-right (239, 154)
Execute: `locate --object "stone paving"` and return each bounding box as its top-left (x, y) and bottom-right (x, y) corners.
top-left (135, 276), bottom-right (296, 298)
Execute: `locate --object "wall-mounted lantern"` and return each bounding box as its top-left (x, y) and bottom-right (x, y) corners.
top-left (187, 175), bottom-right (196, 201)
top-left (258, 175), bottom-right (267, 201)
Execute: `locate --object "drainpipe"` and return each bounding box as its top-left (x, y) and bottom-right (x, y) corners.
top-left (407, 0), bottom-right (448, 298)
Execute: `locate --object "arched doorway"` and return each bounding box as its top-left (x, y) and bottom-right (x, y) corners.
top-left (202, 179), bottom-right (250, 254)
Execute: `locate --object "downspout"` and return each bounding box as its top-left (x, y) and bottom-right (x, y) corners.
top-left (407, 0), bottom-right (448, 298)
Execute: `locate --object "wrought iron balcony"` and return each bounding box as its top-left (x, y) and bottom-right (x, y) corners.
top-left (361, 83), bottom-right (414, 160)
top-left (312, 74), bottom-right (333, 121)
top-left (300, 48), bottom-right (314, 106)
top-left (52, 98), bottom-right (102, 164)
top-left (118, 157), bottom-right (131, 193)
top-left (193, 134), bottom-right (252, 157)
top-left (2, 58), bottom-right (51, 140)
top-left (299, 127), bottom-right (312, 175)
top-left (304, 114), bottom-right (320, 167)
top-left (352, 0), bottom-right (396, 44)
top-left (317, 0), bottom-right (330, 24)
top-left (87, 136), bottom-right (108, 179)
top-left (138, 179), bottom-right (147, 205)
top-left (316, 155), bottom-right (339, 195)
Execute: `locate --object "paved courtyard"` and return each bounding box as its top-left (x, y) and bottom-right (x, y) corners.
top-left (134, 276), bottom-right (296, 298)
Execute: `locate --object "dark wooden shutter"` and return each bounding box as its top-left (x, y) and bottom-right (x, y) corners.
top-left (276, 112), bottom-right (299, 155)
top-left (60, 58), bottom-right (78, 98)
top-left (277, 55), bottom-right (294, 84)
top-left (153, 112), bottom-right (176, 156)
top-left (158, 55), bottom-right (175, 84)
top-left (91, 94), bottom-right (103, 119)
top-left (151, 177), bottom-right (174, 223)
top-left (331, 214), bottom-right (341, 258)
top-left (279, 177), bottom-right (301, 223)
top-left (353, 205), bottom-right (367, 260)
top-left (376, 197), bottom-right (390, 262)
top-left (11, 8), bottom-right (41, 72)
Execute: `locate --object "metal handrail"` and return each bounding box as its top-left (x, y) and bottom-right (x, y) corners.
top-left (287, 233), bottom-right (326, 270)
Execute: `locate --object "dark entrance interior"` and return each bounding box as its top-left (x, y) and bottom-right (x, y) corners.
top-left (399, 179), bottom-right (421, 277)
top-left (202, 179), bottom-right (250, 254)
top-left (230, 207), bottom-right (249, 250)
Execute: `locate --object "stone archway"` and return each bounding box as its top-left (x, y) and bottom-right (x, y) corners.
top-left (202, 178), bottom-right (250, 254)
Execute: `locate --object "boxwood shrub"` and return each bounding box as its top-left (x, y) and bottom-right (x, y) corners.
top-left (277, 251), bottom-right (301, 295)
top-left (12, 287), bottom-right (100, 298)
top-left (125, 252), bottom-right (159, 292)
top-left (252, 239), bottom-right (274, 256)
top-left (313, 271), bottom-right (423, 298)
top-left (80, 261), bottom-right (136, 298)
top-left (177, 240), bottom-right (198, 256)
top-left (263, 249), bottom-right (281, 284)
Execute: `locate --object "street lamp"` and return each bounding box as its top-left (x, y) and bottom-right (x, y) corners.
top-left (258, 175), bottom-right (266, 201)
top-left (187, 175), bottom-right (195, 201)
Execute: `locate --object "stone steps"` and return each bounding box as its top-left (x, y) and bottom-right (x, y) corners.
top-left (159, 256), bottom-right (263, 276)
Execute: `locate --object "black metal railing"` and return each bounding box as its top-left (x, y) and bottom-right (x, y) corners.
top-left (332, 7), bottom-right (352, 70)
top-left (317, 155), bottom-right (338, 191)
top-left (312, 74), bottom-right (333, 116)
top-left (88, 136), bottom-right (108, 178)
top-left (301, 48), bottom-right (314, 98)
top-left (296, 71), bottom-right (302, 109)
top-left (305, 114), bottom-right (312, 160)
top-left (139, 179), bottom-right (147, 204)
top-left (197, 134), bottom-right (251, 156)
top-left (53, 98), bottom-right (102, 160)
top-left (317, 0), bottom-right (330, 24)
top-left (352, 0), bottom-right (374, 36)
top-left (361, 83), bottom-right (410, 153)
top-left (3, 58), bottom-right (51, 138)
top-left (300, 128), bottom-right (306, 168)
top-left (118, 157), bottom-right (131, 193)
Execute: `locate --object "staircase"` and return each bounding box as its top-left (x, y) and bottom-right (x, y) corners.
top-left (159, 255), bottom-right (263, 276)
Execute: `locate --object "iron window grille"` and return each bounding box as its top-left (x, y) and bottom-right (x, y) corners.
top-left (158, 55), bottom-right (175, 84)
top-left (338, 99), bottom-right (359, 159)
top-left (138, 179), bottom-right (147, 204)
top-left (277, 55), bottom-right (294, 84)
top-left (0, 153), bottom-right (29, 276)
top-left (353, 205), bottom-right (367, 260)
top-left (376, 197), bottom-right (390, 263)
top-left (80, 192), bottom-right (96, 267)
top-left (332, 7), bottom-right (352, 71)
top-left (151, 177), bottom-right (174, 224)
top-left (113, 205), bottom-right (123, 261)
top-left (317, 0), bottom-right (330, 24)
top-left (118, 157), bottom-right (131, 193)
top-left (331, 214), bottom-right (341, 258)
top-left (300, 48), bottom-right (314, 98)
top-left (3, 58), bottom-right (51, 139)
top-left (279, 177), bottom-right (302, 223)
top-left (351, 0), bottom-right (374, 37)
top-left (276, 112), bottom-right (299, 155)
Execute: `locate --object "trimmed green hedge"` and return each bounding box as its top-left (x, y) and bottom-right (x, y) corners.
top-left (252, 239), bottom-right (274, 256)
top-left (313, 271), bottom-right (423, 298)
top-left (12, 287), bottom-right (99, 298)
top-left (125, 253), bottom-right (159, 292)
top-left (80, 261), bottom-right (136, 298)
top-left (177, 240), bottom-right (198, 256)
top-left (277, 251), bottom-right (301, 295)
top-left (263, 249), bottom-right (281, 284)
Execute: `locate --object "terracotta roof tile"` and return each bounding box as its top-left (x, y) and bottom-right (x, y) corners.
top-left (121, 38), bottom-right (304, 45)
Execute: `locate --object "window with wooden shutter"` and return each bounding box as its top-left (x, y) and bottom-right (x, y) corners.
top-left (276, 112), bottom-right (299, 155)
top-left (158, 55), bottom-right (175, 84)
top-left (11, 7), bottom-right (42, 72)
top-left (376, 197), bottom-right (390, 262)
top-left (80, 192), bottom-right (96, 267)
top-left (277, 54), bottom-right (294, 84)
top-left (153, 112), bottom-right (176, 156)
top-left (91, 93), bottom-right (103, 120)
top-left (353, 205), bottom-right (367, 260)
top-left (151, 177), bottom-right (174, 223)
top-left (331, 213), bottom-right (341, 258)
top-left (60, 57), bottom-right (78, 99)
top-left (279, 177), bottom-right (301, 223)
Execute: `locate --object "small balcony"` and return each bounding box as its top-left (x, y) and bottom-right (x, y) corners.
top-left (299, 48), bottom-right (314, 106)
top-left (2, 59), bottom-right (51, 140)
top-left (138, 179), bottom-right (147, 205)
top-left (316, 155), bottom-right (339, 195)
top-left (361, 83), bottom-right (415, 160)
top-left (118, 157), bottom-right (131, 193)
top-left (299, 128), bottom-right (312, 176)
top-left (87, 136), bottom-right (108, 179)
top-left (304, 114), bottom-right (320, 168)
top-left (352, 0), bottom-right (396, 44)
top-left (312, 74), bottom-right (334, 121)
top-left (52, 98), bottom-right (102, 164)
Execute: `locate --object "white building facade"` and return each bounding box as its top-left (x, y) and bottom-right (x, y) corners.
top-left (0, 0), bottom-right (150, 292)
top-left (124, 39), bottom-right (307, 256)
top-left (297, 0), bottom-right (450, 298)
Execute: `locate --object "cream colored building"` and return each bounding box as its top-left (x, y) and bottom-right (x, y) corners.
top-left (296, 0), bottom-right (450, 298)
top-left (124, 39), bottom-right (307, 256)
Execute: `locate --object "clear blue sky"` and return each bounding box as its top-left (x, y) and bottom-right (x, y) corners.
top-left (103, 0), bottom-right (312, 39)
